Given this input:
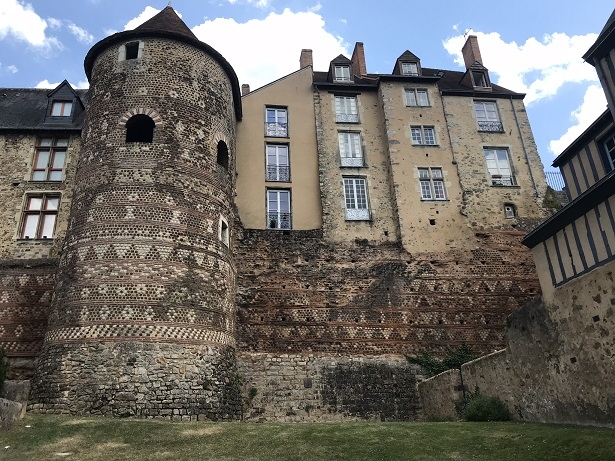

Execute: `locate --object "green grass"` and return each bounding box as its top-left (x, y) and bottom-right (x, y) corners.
top-left (1, 414), bottom-right (614, 461)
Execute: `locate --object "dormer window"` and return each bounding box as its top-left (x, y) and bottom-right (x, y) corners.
top-left (334, 65), bottom-right (351, 82)
top-left (119, 41), bottom-right (143, 61)
top-left (401, 62), bottom-right (419, 76)
top-left (51, 101), bottom-right (72, 117)
top-left (472, 71), bottom-right (489, 88)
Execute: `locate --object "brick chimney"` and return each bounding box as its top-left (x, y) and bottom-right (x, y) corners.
top-left (241, 84), bottom-right (250, 96)
top-left (300, 49), bottom-right (313, 69)
top-left (462, 35), bottom-right (483, 69)
top-left (351, 42), bottom-right (367, 77)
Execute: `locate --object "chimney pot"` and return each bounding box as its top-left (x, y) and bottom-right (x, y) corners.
top-left (241, 84), bottom-right (250, 96)
top-left (461, 35), bottom-right (483, 69)
top-left (300, 49), bottom-right (313, 69)
top-left (351, 42), bottom-right (367, 77)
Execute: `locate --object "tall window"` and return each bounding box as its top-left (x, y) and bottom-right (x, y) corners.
top-left (334, 65), bottom-right (351, 82)
top-left (217, 140), bottom-right (229, 171)
top-left (51, 101), bottom-right (72, 117)
top-left (418, 167), bottom-right (446, 200)
top-left (405, 89), bottom-right (429, 107)
top-left (484, 148), bottom-right (515, 186)
top-left (125, 42), bottom-right (140, 60)
top-left (21, 194), bottom-right (60, 239)
top-left (335, 96), bottom-right (359, 123)
top-left (338, 132), bottom-right (363, 167)
top-left (265, 107), bottom-right (288, 137)
top-left (472, 71), bottom-right (489, 88)
top-left (267, 190), bottom-right (291, 229)
top-left (411, 126), bottom-right (436, 145)
top-left (126, 114), bottom-right (154, 142)
top-left (604, 134), bottom-right (615, 170)
top-left (401, 62), bottom-right (419, 76)
top-left (266, 144), bottom-right (290, 181)
top-left (32, 137), bottom-right (68, 181)
top-left (343, 177), bottom-right (370, 220)
top-left (474, 101), bottom-right (503, 132)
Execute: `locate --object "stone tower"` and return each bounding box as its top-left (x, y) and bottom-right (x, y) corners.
top-left (29, 7), bottom-right (243, 419)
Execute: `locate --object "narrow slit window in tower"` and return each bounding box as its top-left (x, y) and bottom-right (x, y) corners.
top-left (126, 114), bottom-right (155, 143)
top-left (125, 42), bottom-right (140, 60)
top-left (217, 141), bottom-right (229, 170)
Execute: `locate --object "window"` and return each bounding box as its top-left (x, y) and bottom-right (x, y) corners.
top-left (51, 101), bottom-right (72, 117)
top-left (216, 140), bottom-right (229, 178)
top-left (334, 65), bottom-right (351, 82)
top-left (335, 96), bottom-right (359, 123)
top-left (604, 134), bottom-right (615, 170)
top-left (125, 114), bottom-right (154, 142)
top-left (338, 132), bottom-right (363, 167)
top-left (474, 101), bottom-right (503, 132)
top-left (472, 71), bottom-right (489, 88)
top-left (405, 89), bottom-right (429, 107)
top-left (32, 137), bottom-right (68, 181)
top-left (401, 62), bottom-right (419, 76)
top-left (125, 42), bottom-right (139, 60)
top-left (411, 126), bottom-right (436, 145)
top-left (219, 217), bottom-right (229, 246)
top-left (418, 168), bottom-right (446, 200)
top-left (265, 107), bottom-right (288, 137)
top-left (267, 190), bottom-right (291, 229)
top-left (20, 194), bottom-right (60, 239)
top-left (343, 177), bottom-right (370, 220)
top-left (266, 144), bottom-right (290, 181)
top-left (484, 148), bottom-right (516, 186)
top-left (504, 204), bottom-right (516, 218)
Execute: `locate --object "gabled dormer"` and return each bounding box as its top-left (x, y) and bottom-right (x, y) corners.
top-left (393, 50), bottom-right (422, 76)
top-left (460, 61), bottom-right (492, 91)
top-left (328, 55), bottom-right (353, 83)
top-left (44, 80), bottom-right (85, 124)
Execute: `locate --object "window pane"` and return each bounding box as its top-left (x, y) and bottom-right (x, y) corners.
top-left (27, 197), bottom-right (43, 210)
top-left (431, 168), bottom-right (442, 178)
top-left (35, 151), bottom-right (50, 169)
top-left (38, 138), bottom-right (52, 147)
top-left (55, 138), bottom-right (69, 147)
top-left (63, 102), bottom-right (72, 116)
top-left (49, 171), bottom-right (63, 181)
top-left (22, 215), bottom-right (39, 238)
top-left (278, 192), bottom-right (290, 212)
top-left (406, 90), bottom-right (417, 106)
top-left (40, 214), bottom-right (56, 238)
top-left (423, 128), bottom-right (435, 145)
top-left (411, 128), bottom-right (422, 144)
top-left (420, 181), bottom-right (432, 199)
top-left (45, 197), bottom-right (60, 210)
top-left (51, 103), bottom-right (62, 116)
top-left (52, 151), bottom-right (66, 168)
top-left (417, 90), bottom-right (428, 106)
top-left (32, 171), bottom-right (46, 181)
top-left (418, 168), bottom-right (429, 179)
top-left (433, 181), bottom-right (446, 199)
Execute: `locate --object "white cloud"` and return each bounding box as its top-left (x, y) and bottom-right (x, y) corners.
top-left (35, 79), bottom-right (89, 89)
top-left (68, 23), bottom-right (94, 44)
top-left (124, 6), bottom-right (161, 30)
top-left (549, 85), bottom-right (608, 156)
top-left (443, 31), bottom-right (599, 105)
top-left (7, 65), bottom-right (18, 73)
top-left (0, 0), bottom-right (60, 49)
top-left (192, 8), bottom-right (348, 90)
top-left (47, 17), bottom-right (62, 29)
top-left (339, 18), bottom-right (347, 25)
top-left (226, 0), bottom-right (272, 7)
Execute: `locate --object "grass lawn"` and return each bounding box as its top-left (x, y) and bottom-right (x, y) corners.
top-left (1, 414), bottom-right (614, 461)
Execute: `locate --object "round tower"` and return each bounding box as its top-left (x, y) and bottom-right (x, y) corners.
top-left (30, 7), bottom-right (243, 419)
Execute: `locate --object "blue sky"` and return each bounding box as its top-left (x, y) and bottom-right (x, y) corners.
top-left (1, 0), bottom-right (613, 171)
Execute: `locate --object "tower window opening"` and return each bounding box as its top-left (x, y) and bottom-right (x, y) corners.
top-left (126, 114), bottom-right (155, 143)
top-left (217, 140), bottom-right (229, 170)
top-left (125, 42), bottom-right (140, 60)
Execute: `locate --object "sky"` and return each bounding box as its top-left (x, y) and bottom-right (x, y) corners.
top-left (0, 0), bottom-right (613, 172)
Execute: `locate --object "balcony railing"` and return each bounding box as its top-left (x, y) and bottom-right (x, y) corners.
top-left (478, 121), bottom-right (504, 132)
top-left (544, 170), bottom-right (565, 191)
top-left (336, 113), bottom-right (360, 123)
top-left (265, 122), bottom-right (288, 137)
top-left (340, 156), bottom-right (364, 167)
top-left (266, 165), bottom-right (290, 182)
top-left (267, 211), bottom-right (292, 229)
top-left (490, 174), bottom-right (516, 186)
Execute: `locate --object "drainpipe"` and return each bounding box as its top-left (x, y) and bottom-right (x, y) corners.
top-left (510, 96), bottom-right (539, 197)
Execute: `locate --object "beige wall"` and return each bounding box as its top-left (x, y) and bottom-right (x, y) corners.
top-left (236, 68), bottom-right (322, 230)
top-left (0, 133), bottom-right (79, 259)
top-left (444, 95), bottom-right (547, 229)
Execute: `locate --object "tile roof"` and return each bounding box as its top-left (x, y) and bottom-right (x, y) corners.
top-left (134, 6), bottom-right (198, 42)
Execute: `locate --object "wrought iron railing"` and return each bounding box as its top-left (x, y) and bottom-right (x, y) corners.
top-left (267, 211), bottom-right (292, 229)
top-left (544, 170), bottom-right (565, 191)
top-left (478, 121), bottom-right (504, 132)
top-left (265, 122), bottom-right (288, 137)
top-left (336, 113), bottom-right (360, 123)
top-left (490, 174), bottom-right (516, 186)
top-left (266, 165), bottom-right (290, 182)
top-left (345, 208), bottom-right (370, 221)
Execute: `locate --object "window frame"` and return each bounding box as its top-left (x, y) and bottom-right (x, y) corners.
top-left (474, 100), bottom-right (503, 132)
top-left (266, 189), bottom-right (292, 229)
top-left (410, 126), bottom-right (437, 145)
top-left (219, 216), bottom-right (230, 247)
top-left (401, 62), bottom-right (419, 76)
top-left (334, 65), bottom-right (351, 82)
top-left (602, 132), bottom-right (615, 171)
top-left (418, 167), bottom-right (447, 201)
top-left (119, 41), bottom-right (143, 61)
top-left (405, 88), bottom-right (430, 107)
top-left (472, 70), bottom-right (490, 88)
top-left (334, 95), bottom-right (359, 123)
top-left (50, 101), bottom-right (73, 117)
top-left (265, 143), bottom-right (290, 182)
top-left (20, 193), bottom-right (61, 240)
top-left (338, 131), bottom-right (364, 167)
top-left (484, 148), bottom-right (516, 186)
top-left (342, 176), bottom-right (370, 221)
top-left (265, 106), bottom-right (288, 137)
top-left (32, 136), bottom-right (68, 182)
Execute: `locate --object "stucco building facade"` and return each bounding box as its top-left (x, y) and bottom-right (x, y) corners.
top-left (0, 7), bottom-right (549, 420)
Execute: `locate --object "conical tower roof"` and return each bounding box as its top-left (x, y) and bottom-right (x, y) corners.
top-left (84, 6), bottom-right (242, 119)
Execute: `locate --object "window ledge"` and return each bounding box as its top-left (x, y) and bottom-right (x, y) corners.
top-left (420, 199), bottom-right (450, 202)
top-left (411, 144), bottom-right (439, 147)
top-left (405, 105), bottom-right (432, 108)
top-left (490, 184), bottom-right (520, 189)
top-left (17, 238), bottom-right (54, 243)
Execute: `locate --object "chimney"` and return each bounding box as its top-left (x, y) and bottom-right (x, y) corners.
top-left (300, 49), bottom-right (313, 69)
top-left (241, 84), bottom-right (250, 96)
top-left (461, 35), bottom-right (483, 69)
top-left (351, 42), bottom-right (367, 77)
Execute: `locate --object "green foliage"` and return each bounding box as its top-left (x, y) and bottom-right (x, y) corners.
top-left (406, 344), bottom-right (476, 377)
top-left (0, 347), bottom-right (7, 395)
top-left (463, 393), bottom-right (511, 422)
top-left (543, 185), bottom-right (563, 211)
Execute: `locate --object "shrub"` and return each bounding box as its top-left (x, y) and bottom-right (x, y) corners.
top-left (406, 344), bottom-right (476, 378)
top-left (463, 393), bottom-right (511, 421)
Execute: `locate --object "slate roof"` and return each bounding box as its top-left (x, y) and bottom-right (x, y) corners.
top-left (0, 88), bottom-right (88, 131)
top-left (583, 8), bottom-right (615, 63)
